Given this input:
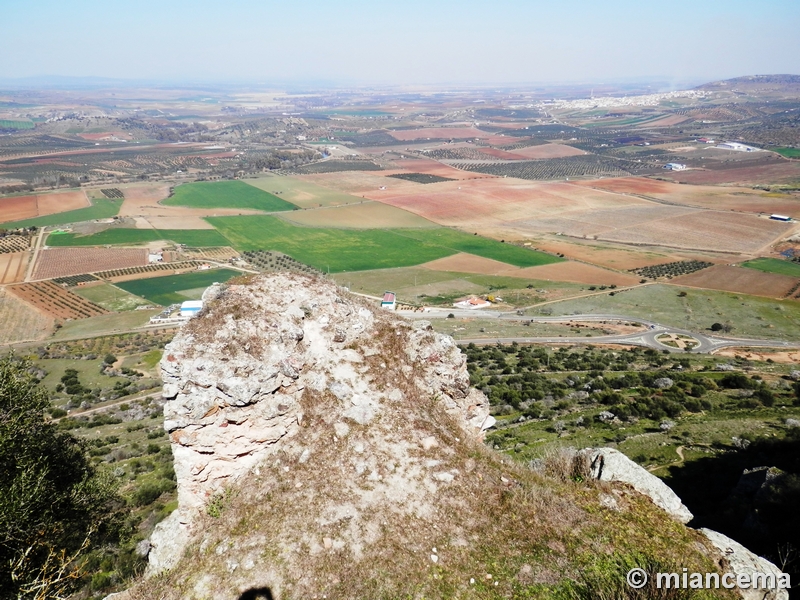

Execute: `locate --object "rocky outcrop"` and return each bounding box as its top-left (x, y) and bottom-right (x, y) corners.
top-left (147, 273), bottom-right (490, 572)
top-left (582, 447), bottom-right (694, 523)
top-left (701, 529), bottom-right (789, 600)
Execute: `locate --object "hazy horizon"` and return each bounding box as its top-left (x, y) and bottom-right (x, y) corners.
top-left (2, 0), bottom-right (798, 87)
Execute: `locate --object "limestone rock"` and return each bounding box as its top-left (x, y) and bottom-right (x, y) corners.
top-left (147, 272), bottom-right (490, 573)
top-left (701, 528), bottom-right (789, 600)
top-left (582, 447), bottom-right (693, 523)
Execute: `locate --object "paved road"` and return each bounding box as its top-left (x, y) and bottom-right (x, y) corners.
top-left (408, 309), bottom-right (799, 354)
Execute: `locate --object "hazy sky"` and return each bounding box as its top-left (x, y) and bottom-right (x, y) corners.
top-left (2, 0), bottom-right (798, 85)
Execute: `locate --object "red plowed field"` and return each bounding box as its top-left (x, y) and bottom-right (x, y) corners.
top-left (9, 280), bottom-right (109, 320)
top-left (33, 247), bottom-right (148, 280)
top-left (0, 190), bottom-right (89, 223)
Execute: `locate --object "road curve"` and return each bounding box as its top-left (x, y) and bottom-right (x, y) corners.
top-left (408, 309), bottom-right (799, 354)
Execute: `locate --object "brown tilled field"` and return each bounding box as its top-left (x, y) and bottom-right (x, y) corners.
top-left (0, 190), bottom-right (89, 223)
top-left (508, 144), bottom-right (586, 159)
top-left (9, 280), bottom-right (109, 320)
top-left (391, 158), bottom-right (491, 180)
top-left (297, 172), bottom-right (420, 194)
top-left (388, 127), bottom-right (495, 141)
top-left (0, 252), bottom-right (29, 284)
top-left (600, 211), bottom-right (791, 254)
top-left (661, 161), bottom-right (800, 186)
top-left (419, 252), bottom-right (638, 286)
top-left (671, 265), bottom-right (798, 298)
top-left (366, 178), bottom-right (646, 228)
top-left (511, 261), bottom-right (640, 286)
top-left (576, 177), bottom-right (800, 217)
top-left (32, 247), bottom-right (148, 280)
top-left (0, 287), bottom-right (53, 344)
top-left (419, 253), bottom-right (523, 275)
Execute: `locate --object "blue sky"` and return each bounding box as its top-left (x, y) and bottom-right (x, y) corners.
top-left (1, 0), bottom-right (798, 85)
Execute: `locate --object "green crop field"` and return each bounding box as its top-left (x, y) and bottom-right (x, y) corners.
top-left (742, 257), bottom-right (800, 278)
top-left (1, 198), bottom-right (120, 229)
top-left (773, 147), bottom-right (800, 159)
top-left (207, 215), bottom-right (560, 272)
top-left (0, 120), bottom-right (34, 130)
top-left (46, 228), bottom-right (231, 247)
top-left (116, 268), bottom-right (242, 306)
top-left (162, 180), bottom-right (298, 212)
top-left (207, 216), bottom-right (452, 272)
top-left (396, 229), bottom-right (563, 268)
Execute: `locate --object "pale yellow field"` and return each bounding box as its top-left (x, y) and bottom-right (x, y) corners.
top-left (245, 176), bottom-right (364, 208)
top-left (0, 287), bottom-right (53, 345)
top-left (278, 200), bottom-right (437, 229)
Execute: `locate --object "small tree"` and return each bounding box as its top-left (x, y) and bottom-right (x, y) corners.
top-left (103, 353), bottom-right (117, 365)
top-left (0, 356), bottom-right (121, 597)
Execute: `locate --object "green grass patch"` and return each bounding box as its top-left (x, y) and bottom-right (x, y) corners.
top-left (742, 257), bottom-right (800, 278)
top-left (115, 268), bottom-right (241, 306)
top-left (1, 198), bottom-right (120, 229)
top-left (46, 228), bottom-right (231, 247)
top-left (773, 147), bottom-right (800, 159)
top-left (162, 181), bottom-right (298, 212)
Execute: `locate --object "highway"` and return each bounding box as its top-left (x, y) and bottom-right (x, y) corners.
top-left (408, 309), bottom-right (799, 354)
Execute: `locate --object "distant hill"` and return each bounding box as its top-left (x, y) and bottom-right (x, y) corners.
top-left (696, 74), bottom-right (800, 95)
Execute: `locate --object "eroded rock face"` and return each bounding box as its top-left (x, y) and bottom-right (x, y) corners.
top-left (147, 273), bottom-right (490, 572)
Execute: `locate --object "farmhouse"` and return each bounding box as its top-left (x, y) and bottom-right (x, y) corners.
top-left (770, 214), bottom-right (792, 222)
top-left (381, 291), bottom-right (396, 310)
top-left (180, 300), bottom-right (203, 318)
top-left (663, 163), bottom-right (687, 171)
top-left (453, 297), bottom-right (492, 310)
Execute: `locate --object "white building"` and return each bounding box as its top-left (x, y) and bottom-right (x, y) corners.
top-left (180, 300), bottom-right (203, 318)
top-left (663, 163), bottom-right (687, 171)
top-left (717, 142), bottom-right (759, 152)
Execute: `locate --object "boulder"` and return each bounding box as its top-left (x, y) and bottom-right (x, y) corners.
top-left (582, 447), bottom-right (693, 523)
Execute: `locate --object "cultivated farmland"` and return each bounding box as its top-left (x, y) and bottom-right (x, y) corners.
top-left (115, 268), bottom-right (242, 305)
top-left (0, 234), bottom-right (31, 254)
top-left (451, 155), bottom-right (652, 180)
top-left (46, 228), bottom-right (230, 247)
top-left (208, 215), bottom-right (560, 273)
top-left (0, 252), bottom-right (29, 284)
top-left (670, 265), bottom-right (798, 299)
top-left (32, 247), bottom-right (148, 280)
top-left (742, 257), bottom-right (800, 278)
top-left (96, 261), bottom-right (205, 281)
top-left (9, 280), bottom-right (110, 320)
top-left (0, 190), bottom-right (89, 223)
top-left (162, 180), bottom-right (298, 212)
top-left (0, 197), bottom-right (120, 229)
top-left (0, 287), bottom-right (53, 344)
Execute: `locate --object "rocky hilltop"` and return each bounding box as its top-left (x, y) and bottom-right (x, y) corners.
top-left (123, 273), bottom-right (788, 600)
